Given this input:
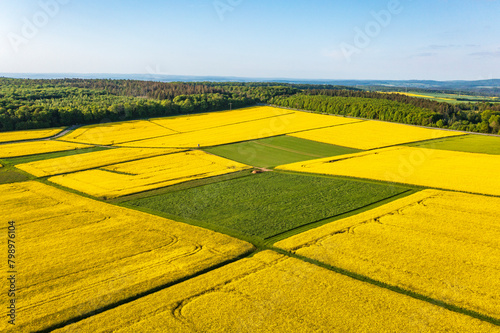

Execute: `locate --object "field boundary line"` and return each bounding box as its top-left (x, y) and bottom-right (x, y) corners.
top-left (276, 168), bottom-right (500, 199)
top-left (147, 119), bottom-right (182, 133)
top-left (18, 149), bottom-right (186, 178)
top-left (269, 248), bottom-right (500, 327)
top-left (114, 112), bottom-right (298, 146)
top-left (111, 169), bottom-right (254, 203)
top-left (365, 133), bottom-right (472, 151)
top-left (152, 111), bottom-right (296, 133)
top-left (264, 189), bottom-right (416, 245)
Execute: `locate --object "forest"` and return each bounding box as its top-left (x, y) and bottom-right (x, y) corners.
top-left (0, 78), bottom-right (499, 134)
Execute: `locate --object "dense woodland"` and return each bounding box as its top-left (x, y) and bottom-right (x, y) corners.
top-left (0, 78), bottom-right (499, 134)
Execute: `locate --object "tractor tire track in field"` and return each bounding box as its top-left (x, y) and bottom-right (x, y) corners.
top-left (117, 112), bottom-right (297, 146)
top-left (171, 254), bottom-right (287, 326)
top-left (21, 235), bottom-right (180, 291)
top-left (283, 194), bottom-right (436, 252)
top-left (37, 250), bottom-right (256, 333)
top-left (148, 119), bottom-right (182, 133)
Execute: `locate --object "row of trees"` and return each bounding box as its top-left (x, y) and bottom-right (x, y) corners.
top-left (270, 94), bottom-right (500, 134)
top-left (0, 78), bottom-right (499, 134)
top-left (270, 94), bottom-right (440, 127)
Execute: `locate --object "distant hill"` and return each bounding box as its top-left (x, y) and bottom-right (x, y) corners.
top-left (1, 73), bottom-right (500, 96)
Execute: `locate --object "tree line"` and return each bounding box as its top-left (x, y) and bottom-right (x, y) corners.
top-left (0, 78), bottom-right (499, 134)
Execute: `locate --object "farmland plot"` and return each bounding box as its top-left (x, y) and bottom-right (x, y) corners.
top-left (407, 134), bottom-right (500, 155)
top-left (49, 150), bottom-right (250, 198)
top-left (150, 106), bottom-right (294, 133)
top-left (0, 181), bottom-right (253, 333)
top-left (0, 140), bottom-right (91, 158)
top-left (290, 120), bottom-right (465, 150)
top-left (205, 135), bottom-right (361, 168)
top-left (120, 109), bottom-right (360, 148)
top-left (54, 251), bottom-right (499, 333)
top-left (129, 172), bottom-right (410, 239)
top-left (277, 147), bottom-right (500, 196)
top-left (62, 120), bottom-right (177, 145)
top-left (16, 147), bottom-right (179, 177)
top-left (0, 127), bottom-right (64, 143)
top-left (276, 190), bottom-right (500, 320)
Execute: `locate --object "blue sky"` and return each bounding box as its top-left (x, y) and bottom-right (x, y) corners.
top-left (0, 0), bottom-right (499, 80)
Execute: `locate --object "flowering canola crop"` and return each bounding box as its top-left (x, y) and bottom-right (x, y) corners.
top-left (61, 106), bottom-right (359, 148)
top-left (276, 190), bottom-right (500, 320)
top-left (49, 150), bottom-right (251, 198)
top-left (289, 120), bottom-right (464, 150)
top-left (62, 120), bottom-right (177, 145)
top-left (0, 140), bottom-right (91, 158)
top-left (0, 181), bottom-right (253, 333)
top-left (121, 109), bottom-right (360, 148)
top-left (16, 147), bottom-right (179, 177)
top-left (277, 146), bottom-right (500, 196)
top-left (150, 106), bottom-right (294, 133)
top-left (55, 251), bottom-right (499, 333)
top-left (0, 127), bottom-right (64, 143)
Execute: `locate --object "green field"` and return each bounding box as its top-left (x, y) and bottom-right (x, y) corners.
top-left (0, 167), bottom-right (32, 184)
top-left (390, 91), bottom-right (500, 104)
top-left (204, 135), bottom-right (361, 168)
top-left (407, 134), bottom-right (500, 155)
top-left (128, 172), bottom-right (410, 239)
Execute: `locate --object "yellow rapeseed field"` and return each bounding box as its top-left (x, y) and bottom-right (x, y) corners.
top-left (16, 147), bottom-right (179, 177)
top-left (384, 92), bottom-right (455, 101)
top-left (62, 120), bottom-right (177, 145)
top-left (277, 146), bottom-right (500, 196)
top-left (59, 106), bottom-right (358, 148)
top-left (0, 140), bottom-right (91, 158)
top-left (0, 181), bottom-right (253, 333)
top-left (276, 190), bottom-right (500, 320)
top-left (399, 92), bottom-right (435, 98)
top-left (54, 250), bottom-right (499, 333)
top-left (289, 120), bottom-right (464, 150)
top-left (150, 106), bottom-right (294, 133)
top-left (121, 110), bottom-right (360, 148)
top-left (49, 150), bottom-right (251, 198)
top-left (0, 127), bottom-right (64, 143)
